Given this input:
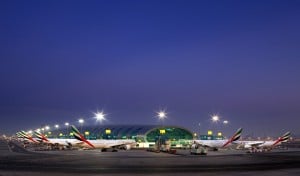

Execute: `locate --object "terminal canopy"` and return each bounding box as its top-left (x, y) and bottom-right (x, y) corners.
top-left (48, 125), bottom-right (193, 142)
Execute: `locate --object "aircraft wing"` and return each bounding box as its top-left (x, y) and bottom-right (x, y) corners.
top-left (105, 140), bottom-right (136, 149)
top-left (193, 140), bottom-right (212, 148)
top-left (244, 141), bottom-right (265, 148)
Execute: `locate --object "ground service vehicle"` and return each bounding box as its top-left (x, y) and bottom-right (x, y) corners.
top-left (190, 143), bottom-right (207, 155)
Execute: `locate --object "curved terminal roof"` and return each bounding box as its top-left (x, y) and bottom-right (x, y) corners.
top-left (49, 124), bottom-right (193, 142)
top-left (82, 124), bottom-right (158, 139)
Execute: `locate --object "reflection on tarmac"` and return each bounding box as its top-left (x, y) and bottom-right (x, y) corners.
top-left (1, 140), bottom-right (300, 175)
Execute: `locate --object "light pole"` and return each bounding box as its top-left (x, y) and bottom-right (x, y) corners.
top-left (55, 124), bottom-right (59, 138)
top-left (157, 110), bottom-right (167, 127)
top-left (45, 126), bottom-right (50, 131)
top-left (65, 122), bottom-right (69, 137)
top-left (210, 115), bottom-right (219, 139)
top-left (156, 110), bottom-right (167, 151)
top-left (222, 120), bottom-right (229, 139)
top-left (78, 119), bottom-right (84, 132)
top-left (198, 123), bottom-right (201, 139)
top-left (45, 125), bottom-right (50, 137)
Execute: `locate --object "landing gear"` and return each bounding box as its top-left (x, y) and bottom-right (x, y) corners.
top-left (213, 148), bottom-right (218, 151)
top-left (101, 148), bottom-right (118, 152)
top-left (101, 148), bottom-right (107, 152)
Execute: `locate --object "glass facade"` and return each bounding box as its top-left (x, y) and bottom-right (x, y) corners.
top-left (48, 125), bottom-right (194, 143)
top-left (145, 127), bottom-right (193, 142)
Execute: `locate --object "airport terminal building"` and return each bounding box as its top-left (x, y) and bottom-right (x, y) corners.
top-left (49, 125), bottom-right (194, 148)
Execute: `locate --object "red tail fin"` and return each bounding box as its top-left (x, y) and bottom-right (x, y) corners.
top-left (222, 128), bottom-right (243, 148)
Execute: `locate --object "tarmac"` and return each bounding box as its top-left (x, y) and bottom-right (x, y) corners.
top-left (1, 140), bottom-right (300, 176)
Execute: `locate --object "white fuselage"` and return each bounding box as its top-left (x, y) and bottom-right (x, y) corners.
top-left (45, 138), bottom-right (80, 146)
top-left (80, 139), bottom-right (136, 149)
top-left (235, 140), bottom-right (280, 149)
top-left (193, 140), bottom-right (231, 149)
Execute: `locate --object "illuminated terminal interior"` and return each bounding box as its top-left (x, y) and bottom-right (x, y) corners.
top-left (46, 125), bottom-right (194, 147)
top-left (199, 130), bottom-right (224, 140)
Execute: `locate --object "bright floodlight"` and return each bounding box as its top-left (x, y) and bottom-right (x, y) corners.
top-left (211, 115), bottom-right (219, 122)
top-left (65, 122), bottom-right (69, 126)
top-left (94, 111), bottom-right (106, 122)
top-left (223, 120), bottom-right (229, 124)
top-left (28, 130), bottom-right (32, 134)
top-left (78, 119), bottom-right (84, 124)
top-left (55, 124), bottom-right (59, 128)
top-left (45, 126), bottom-right (50, 130)
top-left (157, 110), bottom-right (167, 120)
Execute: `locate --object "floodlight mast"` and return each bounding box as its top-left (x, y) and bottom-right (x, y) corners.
top-left (157, 110), bottom-right (167, 125)
top-left (156, 110), bottom-right (168, 150)
top-left (78, 119), bottom-right (84, 124)
top-left (64, 122), bottom-right (69, 136)
top-left (45, 126), bottom-right (50, 130)
top-left (78, 119), bottom-right (84, 132)
top-left (211, 115), bottom-right (219, 122)
top-left (94, 111), bottom-right (106, 123)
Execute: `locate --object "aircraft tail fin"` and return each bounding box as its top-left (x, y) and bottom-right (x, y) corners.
top-left (222, 128), bottom-right (243, 148)
top-left (71, 125), bottom-right (83, 141)
top-left (272, 131), bottom-right (291, 146)
top-left (34, 130), bottom-right (49, 142)
top-left (20, 131), bottom-right (31, 139)
top-left (71, 125), bottom-right (95, 148)
top-left (16, 131), bottom-right (27, 138)
top-left (231, 128), bottom-right (243, 142)
top-left (18, 131), bottom-right (38, 143)
top-left (280, 131), bottom-right (291, 142)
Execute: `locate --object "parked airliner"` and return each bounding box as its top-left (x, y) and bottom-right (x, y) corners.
top-left (193, 128), bottom-right (243, 151)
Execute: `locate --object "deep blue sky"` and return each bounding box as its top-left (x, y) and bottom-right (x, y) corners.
top-left (1, 0), bottom-right (300, 137)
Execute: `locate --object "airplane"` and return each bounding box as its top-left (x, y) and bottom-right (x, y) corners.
top-left (71, 125), bottom-right (136, 151)
top-left (16, 131), bottom-right (39, 143)
top-left (34, 130), bottom-right (79, 148)
top-left (235, 131), bottom-right (291, 152)
top-left (193, 128), bottom-right (243, 151)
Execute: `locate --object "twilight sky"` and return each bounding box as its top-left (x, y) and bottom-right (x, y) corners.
top-left (1, 0), bottom-right (300, 137)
